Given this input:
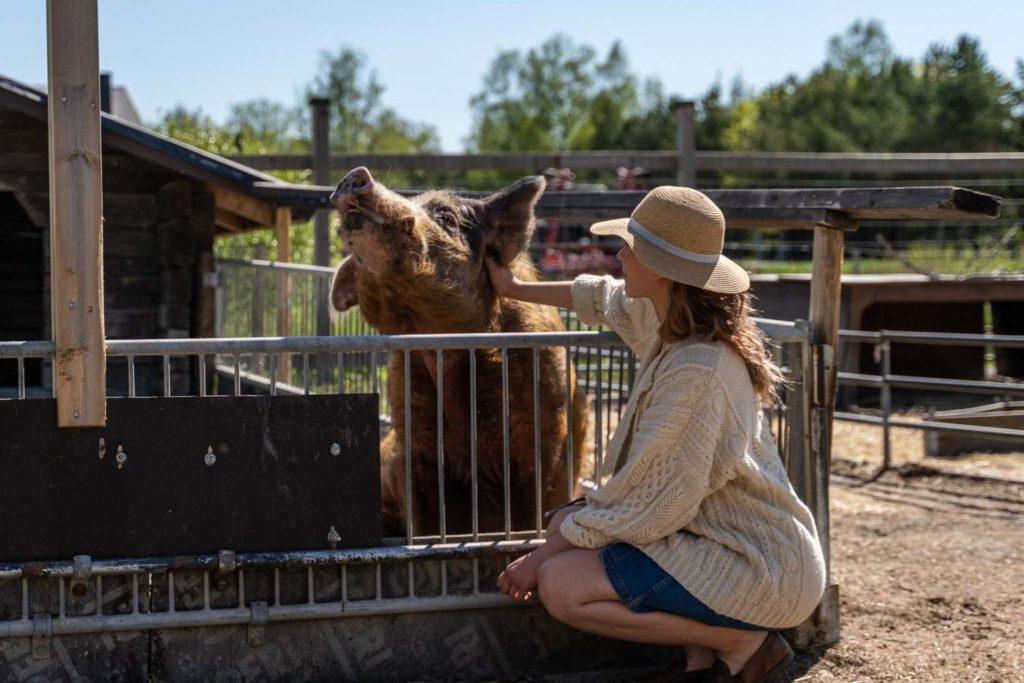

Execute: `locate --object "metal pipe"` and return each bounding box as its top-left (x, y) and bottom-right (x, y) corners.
top-left (532, 348), bottom-right (542, 537)
top-left (835, 411), bottom-right (1024, 441)
top-left (0, 592), bottom-right (531, 640)
top-left (501, 348), bottom-right (511, 540)
top-left (436, 349), bottom-right (446, 542)
top-left (403, 350), bottom-right (414, 544)
top-left (469, 349), bottom-right (479, 541)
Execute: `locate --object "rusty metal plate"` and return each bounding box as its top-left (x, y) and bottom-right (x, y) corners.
top-left (0, 395), bottom-right (381, 561)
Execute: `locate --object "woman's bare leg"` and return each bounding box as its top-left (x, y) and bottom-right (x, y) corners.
top-left (536, 549), bottom-right (767, 674)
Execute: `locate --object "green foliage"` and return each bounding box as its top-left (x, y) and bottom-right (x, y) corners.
top-left (467, 21), bottom-right (1024, 157)
top-left (305, 47), bottom-right (440, 155)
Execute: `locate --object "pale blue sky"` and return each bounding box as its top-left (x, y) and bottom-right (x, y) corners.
top-left (2, 1), bottom-right (1022, 151)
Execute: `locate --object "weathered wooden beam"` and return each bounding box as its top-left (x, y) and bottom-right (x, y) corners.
top-left (252, 182), bottom-right (1000, 225)
top-left (47, 0), bottom-right (105, 427)
top-left (213, 208), bottom-right (243, 233)
top-left (310, 97), bottom-right (331, 339)
top-left (208, 183), bottom-right (274, 226)
top-left (799, 219), bottom-right (849, 645)
top-left (672, 100), bottom-right (696, 186)
top-left (227, 150), bottom-right (1024, 176)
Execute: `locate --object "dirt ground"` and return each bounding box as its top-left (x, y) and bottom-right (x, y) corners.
top-left (786, 418), bottom-right (1024, 682)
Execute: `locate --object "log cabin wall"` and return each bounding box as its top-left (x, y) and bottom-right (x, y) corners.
top-left (0, 109), bottom-right (216, 396)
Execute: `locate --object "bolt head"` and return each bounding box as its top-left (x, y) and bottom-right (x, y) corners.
top-left (204, 452), bottom-right (217, 466)
top-left (73, 411), bottom-right (80, 418)
top-left (330, 442), bottom-right (341, 456)
top-left (71, 581), bottom-right (87, 597)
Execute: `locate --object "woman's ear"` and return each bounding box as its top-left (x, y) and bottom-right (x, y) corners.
top-left (482, 176), bottom-right (546, 264)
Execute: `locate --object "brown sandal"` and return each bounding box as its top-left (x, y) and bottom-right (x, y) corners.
top-left (710, 632), bottom-right (793, 682)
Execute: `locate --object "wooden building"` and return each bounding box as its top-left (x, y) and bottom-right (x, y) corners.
top-left (0, 74), bottom-right (310, 396)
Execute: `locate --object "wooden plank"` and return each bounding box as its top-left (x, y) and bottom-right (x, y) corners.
top-left (214, 207), bottom-right (243, 232)
top-left (227, 150), bottom-right (1024, 175)
top-left (0, 395), bottom-right (382, 561)
top-left (208, 183), bottom-right (274, 225)
top-left (310, 98), bottom-right (331, 338)
top-left (252, 182), bottom-right (1000, 224)
top-left (672, 100), bottom-right (696, 186)
top-left (47, 0), bottom-right (106, 427)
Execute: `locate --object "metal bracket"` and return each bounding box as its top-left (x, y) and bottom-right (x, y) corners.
top-left (808, 343), bottom-right (836, 461)
top-left (71, 554), bottom-right (92, 597)
top-left (248, 601), bottom-right (268, 647)
top-left (31, 613), bottom-right (52, 660)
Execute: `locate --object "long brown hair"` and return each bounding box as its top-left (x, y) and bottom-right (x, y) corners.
top-left (659, 282), bottom-right (784, 402)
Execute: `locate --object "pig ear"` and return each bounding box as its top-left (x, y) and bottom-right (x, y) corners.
top-left (482, 176), bottom-right (546, 265)
top-left (330, 256), bottom-right (359, 313)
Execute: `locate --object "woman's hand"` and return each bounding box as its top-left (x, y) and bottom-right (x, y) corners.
top-left (497, 551), bottom-right (543, 601)
top-left (485, 256), bottom-right (519, 297)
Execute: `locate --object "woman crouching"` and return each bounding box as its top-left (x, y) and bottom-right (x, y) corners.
top-left (487, 186), bottom-right (826, 682)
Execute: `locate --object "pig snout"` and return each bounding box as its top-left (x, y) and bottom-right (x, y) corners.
top-left (330, 166), bottom-right (374, 207)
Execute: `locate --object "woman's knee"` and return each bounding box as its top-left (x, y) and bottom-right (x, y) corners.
top-left (536, 557), bottom-right (572, 621)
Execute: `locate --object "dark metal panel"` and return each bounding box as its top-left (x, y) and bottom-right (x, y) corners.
top-left (0, 396), bottom-right (381, 561)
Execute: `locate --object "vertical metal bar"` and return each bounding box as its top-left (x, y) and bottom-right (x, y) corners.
top-left (532, 348), bottom-right (542, 537)
top-left (273, 568), bottom-right (281, 606)
top-left (233, 354), bottom-right (241, 396)
top-left (163, 354), bottom-right (171, 397)
top-left (127, 355), bottom-right (136, 398)
top-left (374, 564), bottom-right (382, 602)
top-left (564, 345), bottom-right (574, 500)
top-left (403, 350), bottom-right (413, 543)
top-left (131, 574), bottom-right (139, 615)
top-left (168, 572), bottom-right (175, 613)
top-left (341, 565), bottom-right (348, 607)
top-left (238, 570), bottom-right (246, 607)
top-left (407, 561), bottom-right (415, 599)
top-left (501, 347), bottom-right (511, 540)
top-left (469, 349), bottom-right (479, 541)
top-left (307, 566), bottom-right (315, 605)
top-left (95, 575), bottom-right (102, 615)
top-left (436, 349), bottom-right (446, 542)
top-left (199, 354), bottom-right (207, 397)
top-left (371, 348), bottom-right (379, 395)
top-left (21, 579), bottom-right (27, 620)
top-left (17, 358), bottom-right (25, 399)
top-left (303, 352), bottom-right (310, 395)
top-left (202, 572), bottom-right (210, 611)
top-left (270, 353), bottom-right (278, 396)
top-left (880, 335), bottom-right (893, 470)
top-left (337, 352), bottom-right (345, 394)
top-left (595, 344), bottom-right (603, 476)
top-left (58, 578), bottom-right (66, 618)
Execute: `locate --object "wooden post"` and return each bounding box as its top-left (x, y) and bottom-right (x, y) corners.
top-left (311, 97), bottom-right (331, 339)
top-left (47, 0), bottom-right (105, 427)
top-left (671, 99), bottom-right (696, 187)
top-left (796, 220), bottom-right (849, 646)
top-left (275, 207), bottom-right (292, 381)
top-left (252, 243), bottom-right (267, 375)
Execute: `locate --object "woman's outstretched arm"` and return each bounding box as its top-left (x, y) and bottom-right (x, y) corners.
top-left (486, 257), bottom-right (574, 310)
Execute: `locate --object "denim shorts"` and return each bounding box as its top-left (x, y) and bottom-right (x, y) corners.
top-left (598, 542), bottom-right (762, 631)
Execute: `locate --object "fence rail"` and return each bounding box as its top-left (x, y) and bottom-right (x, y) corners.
top-left (0, 325), bottom-right (810, 643)
top-left (227, 150), bottom-right (1024, 176)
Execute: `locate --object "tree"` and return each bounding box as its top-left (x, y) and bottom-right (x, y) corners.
top-left (467, 34), bottom-right (639, 151)
top-left (305, 47), bottom-right (439, 153)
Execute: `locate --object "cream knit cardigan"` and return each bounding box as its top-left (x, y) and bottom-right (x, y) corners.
top-left (560, 275), bottom-right (826, 629)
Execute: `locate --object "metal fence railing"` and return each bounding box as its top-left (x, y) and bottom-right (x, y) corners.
top-left (0, 323), bottom-right (810, 642)
top-left (836, 329), bottom-right (1024, 469)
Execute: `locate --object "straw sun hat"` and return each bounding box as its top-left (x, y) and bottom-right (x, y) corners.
top-left (590, 186), bottom-right (750, 294)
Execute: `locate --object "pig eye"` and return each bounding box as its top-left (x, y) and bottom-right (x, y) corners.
top-left (435, 210), bottom-right (458, 229)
